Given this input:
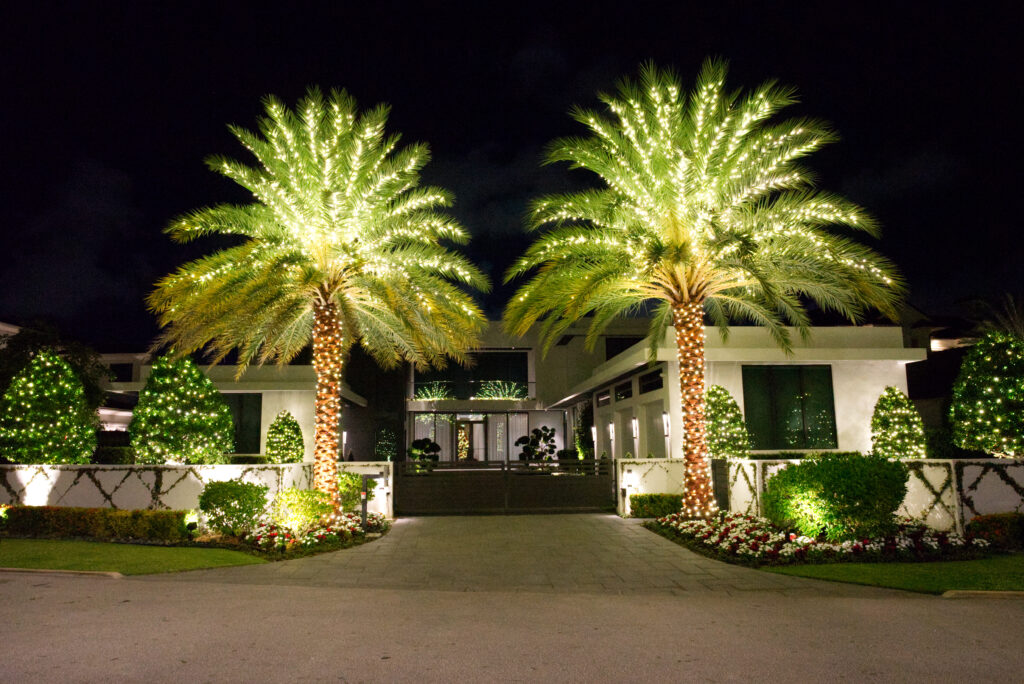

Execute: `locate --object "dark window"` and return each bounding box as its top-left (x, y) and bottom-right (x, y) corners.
top-left (615, 381), bottom-right (633, 401)
top-left (605, 336), bottom-right (644, 360)
top-left (741, 365), bottom-right (837, 450)
top-left (415, 351), bottom-right (528, 399)
top-left (639, 370), bottom-right (663, 394)
top-left (596, 390), bottom-right (611, 407)
top-left (222, 393), bottom-right (263, 454)
top-left (109, 363), bottom-right (134, 382)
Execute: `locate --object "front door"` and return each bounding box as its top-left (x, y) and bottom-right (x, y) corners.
top-left (455, 420), bottom-right (486, 461)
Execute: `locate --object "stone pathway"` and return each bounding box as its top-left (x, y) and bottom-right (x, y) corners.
top-left (155, 515), bottom-right (900, 597)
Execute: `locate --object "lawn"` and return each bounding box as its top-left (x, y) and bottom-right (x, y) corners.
top-left (0, 539), bottom-right (266, 575)
top-left (767, 554), bottom-right (1024, 594)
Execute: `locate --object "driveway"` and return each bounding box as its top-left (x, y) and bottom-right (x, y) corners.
top-left (160, 514), bottom-right (897, 597)
top-left (4, 515), bottom-right (1024, 682)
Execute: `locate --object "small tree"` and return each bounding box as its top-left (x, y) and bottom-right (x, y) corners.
top-left (950, 332), bottom-right (1024, 457)
top-left (0, 350), bottom-right (97, 464)
top-left (705, 385), bottom-right (750, 459)
top-left (515, 426), bottom-right (557, 461)
top-left (129, 355), bottom-right (234, 464)
top-left (870, 386), bottom-right (927, 459)
top-left (265, 411), bottom-right (305, 463)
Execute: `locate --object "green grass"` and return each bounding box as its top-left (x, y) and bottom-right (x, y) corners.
top-left (0, 539), bottom-right (266, 575)
top-left (766, 554), bottom-right (1024, 594)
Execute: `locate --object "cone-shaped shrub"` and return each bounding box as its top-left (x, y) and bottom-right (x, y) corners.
top-left (870, 386), bottom-right (927, 459)
top-left (265, 411), bottom-right (304, 463)
top-left (706, 385), bottom-right (750, 459)
top-left (0, 350), bottom-right (97, 463)
top-left (950, 332), bottom-right (1024, 457)
top-left (129, 355), bottom-right (234, 464)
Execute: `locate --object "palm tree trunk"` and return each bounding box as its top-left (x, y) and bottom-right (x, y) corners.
top-left (673, 301), bottom-right (718, 519)
top-left (312, 297), bottom-right (344, 506)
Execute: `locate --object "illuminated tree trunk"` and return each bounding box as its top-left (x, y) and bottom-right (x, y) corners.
top-left (312, 297), bottom-right (344, 506)
top-left (673, 301), bottom-right (718, 519)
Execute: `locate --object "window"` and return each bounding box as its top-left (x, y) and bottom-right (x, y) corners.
top-left (614, 381), bottom-right (633, 401)
top-left (108, 363), bottom-right (134, 382)
top-left (596, 390), bottom-right (611, 407)
top-left (221, 393), bottom-right (263, 454)
top-left (639, 369), bottom-right (663, 394)
top-left (415, 350), bottom-right (528, 400)
top-left (741, 365), bottom-right (837, 450)
top-left (605, 336), bottom-right (644, 361)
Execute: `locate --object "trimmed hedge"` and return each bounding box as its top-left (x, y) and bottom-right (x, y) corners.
top-left (965, 513), bottom-right (1024, 550)
top-left (0, 506), bottom-right (188, 542)
top-left (629, 493), bottom-right (680, 518)
top-left (228, 454), bottom-right (270, 465)
top-left (762, 452), bottom-right (909, 542)
top-left (198, 480), bottom-right (268, 536)
top-left (91, 446), bottom-right (136, 465)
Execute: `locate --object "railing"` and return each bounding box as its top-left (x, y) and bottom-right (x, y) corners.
top-left (397, 458), bottom-right (612, 476)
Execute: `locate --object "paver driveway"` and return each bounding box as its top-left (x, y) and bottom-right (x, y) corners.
top-left (160, 514), bottom-right (896, 597)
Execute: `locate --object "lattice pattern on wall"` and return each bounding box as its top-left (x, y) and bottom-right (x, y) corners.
top-left (0, 464), bottom-right (311, 510)
top-left (727, 461), bottom-right (759, 516)
top-left (899, 462), bottom-right (958, 533)
top-left (957, 461), bottom-right (1024, 521)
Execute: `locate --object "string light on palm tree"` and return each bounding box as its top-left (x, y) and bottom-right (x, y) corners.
top-left (150, 88), bottom-right (489, 505)
top-left (505, 60), bottom-right (903, 519)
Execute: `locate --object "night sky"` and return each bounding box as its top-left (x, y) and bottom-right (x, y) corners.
top-left (1, 2), bottom-right (1020, 351)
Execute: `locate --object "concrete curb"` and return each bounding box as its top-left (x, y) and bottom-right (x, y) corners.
top-left (0, 566), bottom-right (123, 579)
top-left (942, 590), bottom-right (1024, 599)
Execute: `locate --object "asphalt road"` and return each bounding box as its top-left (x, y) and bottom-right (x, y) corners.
top-left (3, 516), bottom-right (1023, 683)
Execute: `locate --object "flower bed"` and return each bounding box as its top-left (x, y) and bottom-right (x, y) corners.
top-left (646, 512), bottom-right (989, 566)
top-left (244, 512), bottom-right (390, 557)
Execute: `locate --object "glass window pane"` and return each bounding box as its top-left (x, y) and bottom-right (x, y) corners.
top-left (801, 366), bottom-right (838, 449)
top-left (741, 366), bottom-right (773, 450)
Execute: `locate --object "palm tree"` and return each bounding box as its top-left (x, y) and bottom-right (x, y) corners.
top-left (150, 88), bottom-right (489, 503)
top-left (504, 61), bottom-right (903, 518)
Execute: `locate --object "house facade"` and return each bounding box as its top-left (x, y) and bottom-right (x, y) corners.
top-left (105, 322), bottom-right (925, 465)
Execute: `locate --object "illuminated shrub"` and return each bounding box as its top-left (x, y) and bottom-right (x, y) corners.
top-left (965, 513), bottom-right (1024, 550)
top-left (129, 355), bottom-right (234, 465)
top-left (271, 487), bottom-right (333, 535)
top-left (0, 350), bottom-right (98, 464)
top-left (870, 386), bottom-right (927, 459)
top-left (198, 480), bottom-right (268, 536)
top-left (338, 472), bottom-right (377, 512)
top-left (950, 332), bottom-right (1024, 457)
top-left (706, 385), bottom-right (750, 459)
top-left (515, 426), bottom-right (557, 461)
top-left (265, 410), bottom-right (304, 463)
top-left (762, 452), bottom-right (908, 541)
top-left (629, 493), bottom-right (681, 518)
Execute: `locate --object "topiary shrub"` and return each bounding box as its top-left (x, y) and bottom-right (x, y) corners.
top-left (870, 386), bottom-right (927, 459)
top-left (338, 472), bottom-right (377, 512)
top-left (965, 513), bottom-right (1024, 550)
top-left (129, 355), bottom-right (234, 465)
top-left (271, 487), bottom-right (333, 535)
top-left (762, 452), bottom-right (909, 541)
top-left (265, 410), bottom-right (305, 463)
top-left (706, 385), bottom-right (750, 459)
top-left (629, 493), bottom-right (681, 518)
top-left (198, 480), bottom-right (269, 536)
top-left (228, 454), bottom-right (269, 464)
top-left (950, 331), bottom-right (1024, 457)
top-left (0, 350), bottom-right (98, 464)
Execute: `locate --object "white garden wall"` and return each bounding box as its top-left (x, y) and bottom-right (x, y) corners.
top-left (0, 461), bottom-right (394, 518)
top-left (723, 458), bottom-right (1024, 534)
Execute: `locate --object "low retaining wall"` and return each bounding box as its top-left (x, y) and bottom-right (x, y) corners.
top-left (616, 459), bottom-right (687, 516)
top-left (0, 461), bottom-right (394, 518)
top-left (726, 458), bottom-right (1024, 534)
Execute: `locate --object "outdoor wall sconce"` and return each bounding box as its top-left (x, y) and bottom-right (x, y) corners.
top-left (608, 421), bottom-right (615, 441)
top-left (631, 416), bottom-right (639, 439)
top-left (662, 412), bottom-right (670, 438)
top-left (590, 425), bottom-right (597, 444)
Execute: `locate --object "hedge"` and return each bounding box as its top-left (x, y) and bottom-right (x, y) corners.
top-left (0, 505), bottom-right (188, 542)
top-left (965, 513), bottom-right (1024, 550)
top-left (629, 493), bottom-right (681, 518)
